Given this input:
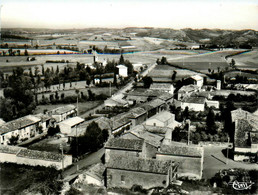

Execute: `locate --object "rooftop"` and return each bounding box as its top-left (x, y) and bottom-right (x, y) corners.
top-left (17, 149), bottom-right (63, 162)
top-left (191, 75), bottom-right (203, 81)
top-left (127, 107), bottom-right (147, 119)
top-left (142, 99), bottom-right (165, 110)
top-left (124, 126), bottom-right (164, 147)
top-left (34, 113), bottom-right (51, 122)
top-left (150, 83), bottom-right (173, 90)
top-left (49, 104), bottom-right (76, 115)
top-left (116, 65), bottom-right (128, 69)
top-left (178, 84), bottom-right (200, 93)
top-left (147, 111), bottom-right (174, 123)
top-left (182, 96), bottom-right (206, 104)
top-left (107, 155), bottom-right (172, 174)
top-left (0, 115), bottom-right (41, 135)
top-left (59, 117), bottom-right (84, 127)
top-left (158, 93), bottom-right (174, 101)
top-left (159, 144), bottom-right (203, 157)
top-left (105, 138), bottom-right (144, 151)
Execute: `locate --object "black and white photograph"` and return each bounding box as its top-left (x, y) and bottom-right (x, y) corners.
top-left (0, 0), bottom-right (257, 194)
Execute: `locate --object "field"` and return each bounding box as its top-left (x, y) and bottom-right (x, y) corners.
top-left (34, 101), bottom-right (103, 115)
top-left (224, 70), bottom-right (258, 80)
top-left (168, 50), bottom-right (247, 73)
top-left (229, 50), bottom-right (258, 70)
top-left (148, 65), bottom-right (206, 82)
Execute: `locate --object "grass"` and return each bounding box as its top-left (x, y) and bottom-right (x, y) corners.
top-left (34, 101), bottom-right (103, 115)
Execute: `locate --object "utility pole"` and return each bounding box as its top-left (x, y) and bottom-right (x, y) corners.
top-left (60, 143), bottom-right (64, 172)
top-left (187, 119), bottom-right (191, 145)
top-left (109, 82), bottom-right (112, 97)
top-left (226, 136), bottom-right (229, 165)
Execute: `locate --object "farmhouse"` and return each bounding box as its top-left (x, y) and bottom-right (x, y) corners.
top-left (59, 116), bottom-right (85, 135)
top-left (156, 143), bottom-right (204, 180)
top-left (231, 108), bottom-right (258, 162)
top-left (116, 65), bottom-right (128, 77)
top-left (48, 104), bottom-right (77, 122)
top-left (106, 155), bottom-right (177, 189)
top-left (0, 115), bottom-right (41, 145)
top-left (150, 83), bottom-right (174, 95)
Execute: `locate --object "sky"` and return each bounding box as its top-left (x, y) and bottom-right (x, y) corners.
top-left (1, 0), bottom-right (258, 30)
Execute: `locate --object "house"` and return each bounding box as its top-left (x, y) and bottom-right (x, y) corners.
top-left (34, 113), bottom-right (51, 131)
top-left (144, 111), bottom-right (180, 140)
top-left (205, 99), bottom-right (220, 109)
top-left (73, 163), bottom-right (105, 186)
top-left (126, 107), bottom-right (147, 126)
top-left (177, 84), bottom-right (200, 100)
top-left (111, 113), bottom-right (132, 136)
top-left (125, 89), bottom-right (161, 104)
top-left (59, 116), bottom-right (85, 135)
top-left (156, 143), bottom-right (204, 180)
top-left (189, 75), bottom-right (204, 87)
top-left (140, 98), bottom-right (166, 118)
top-left (106, 155), bottom-right (177, 189)
top-left (121, 126), bottom-right (164, 149)
top-left (150, 83), bottom-right (174, 95)
top-left (157, 93), bottom-right (174, 105)
top-left (105, 138), bottom-right (145, 163)
top-left (116, 65), bottom-right (128, 77)
top-left (181, 96), bottom-right (206, 112)
top-left (48, 104), bottom-right (77, 122)
top-left (68, 117), bottom-right (112, 142)
top-left (231, 108), bottom-right (258, 162)
top-left (0, 115), bottom-right (41, 145)
top-left (145, 111), bottom-right (175, 128)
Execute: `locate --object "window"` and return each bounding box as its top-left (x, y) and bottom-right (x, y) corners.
top-left (121, 175), bottom-right (125, 184)
top-left (153, 123), bottom-right (156, 126)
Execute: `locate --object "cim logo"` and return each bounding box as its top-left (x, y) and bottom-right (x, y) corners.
top-left (229, 180), bottom-right (255, 190)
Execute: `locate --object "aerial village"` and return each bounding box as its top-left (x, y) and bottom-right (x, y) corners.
top-left (0, 28), bottom-right (258, 194)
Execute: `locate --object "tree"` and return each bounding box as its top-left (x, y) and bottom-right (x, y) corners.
top-left (161, 56), bottom-right (168, 65)
top-left (70, 121), bottom-right (106, 156)
top-left (119, 54), bottom-right (125, 64)
top-left (230, 59), bottom-right (235, 68)
top-left (0, 67), bottom-right (36, 121)
top-left (142, 76), bottom-right (153, 88)
top-left (24, 49), bottom-right (28, 56)
top-left (171, 71), bottom-right (177, 83)
top-left (183, 106), bottom-right (189, 119)
top-left (47, 125), bottom-right (60, 136)
top-left (206, 108), bottom-right (216, 135)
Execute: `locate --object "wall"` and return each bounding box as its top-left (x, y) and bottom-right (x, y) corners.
top-left (0, 152), bottom-right (17, 163)
top-left (146, 118), bottom-right (165, 127)
top-left (106, 168), bottom-right (168, 189)
top-left (131, 114), bottom-right (147, 126)
top-left (156, 154), bottom-right (202, 179)
top-left (142, 142), bottom-right (157, 159)
top-left (59, 123), bottom-right (72, 134)
top-left (205, 100), bottom-right (219, 109)
top-left (181, 102), bottom-right (204, 112)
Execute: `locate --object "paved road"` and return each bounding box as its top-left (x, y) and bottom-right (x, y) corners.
top-left (63, 147), bottom-right (105, 180)
top-left (203, 146), bottom-right (258, 179)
